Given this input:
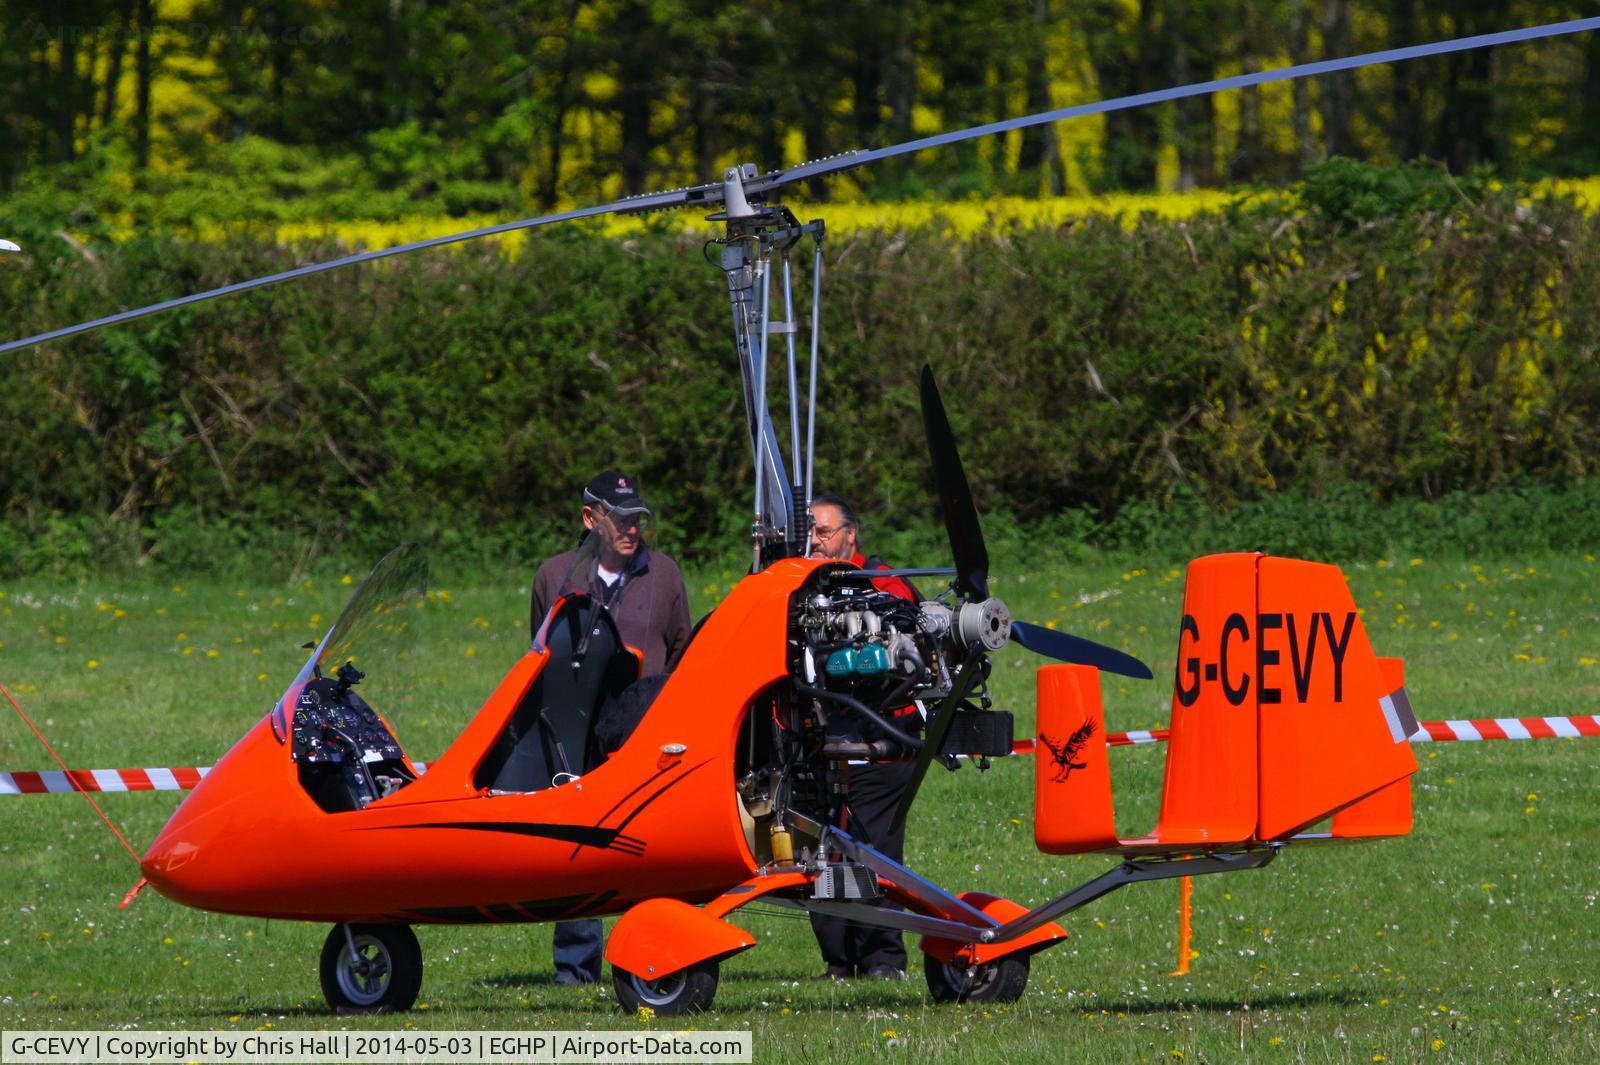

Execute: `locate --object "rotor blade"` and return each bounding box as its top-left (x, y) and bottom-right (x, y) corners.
top-left (1011, 620), bottom-right (1153, 681)
top-left (752, 17), bottom-right (1600, 195)
top-left (0, 181), bottom-right (725, 357)
top-left (920, 365), bottom-right (988, 600)
top-left (14, 17), bottom-right (1592, 358)
top-left (890, 650), bottom-right (985, 838)
top-left (827, 567), bottom-right (956, 582)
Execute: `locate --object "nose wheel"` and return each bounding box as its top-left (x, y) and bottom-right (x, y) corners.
top-left (611, 959), bottom-right (720, 1015)
top-left (319, 923), bottom-right (423, 1013)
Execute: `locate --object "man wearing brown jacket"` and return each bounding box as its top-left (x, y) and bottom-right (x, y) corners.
top-left (530, 471), bottom-right (691, 677)
top-left (529, 470), bottom-right (692, 985)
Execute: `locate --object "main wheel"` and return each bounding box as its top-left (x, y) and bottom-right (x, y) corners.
top-left (612, 959), bottom-right (719, 1015)
top-left (319, 923), bottom-right (423, 1014)
top-left (924, 953), bottom-right (1029, 1004)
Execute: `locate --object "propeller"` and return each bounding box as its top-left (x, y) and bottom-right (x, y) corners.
top-left (3, 17), bottom-right (1594, 357)
top-left (920, 365), bottom-right (988, 600)
top-left (1011, 620), bottom-right (1153, 680)
top-left (886, 366), bottom-right (998, 834)
top-left (894, 367), bottom-right (1152, 832)
top-left (920, 364), bottom-right (1151, 673)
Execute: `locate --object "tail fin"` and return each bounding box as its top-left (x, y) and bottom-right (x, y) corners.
top-left (1159, 553), bottom-right (1262, 844)
top-left (1033, 665), bottom-right (1119, 854)
top-left (1253, 557), bottom-right (1417, 839)
top-left (1034, 553), bottom-right (1416, 855)
top-left (1324, 656), bottom-right (1414, 839)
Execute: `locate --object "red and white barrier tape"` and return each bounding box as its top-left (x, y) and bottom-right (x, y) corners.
top-left (0, 762), bottom-right (431, 796)
top-left (1409, 715), bottom-right (1600, 742)
top-left (1012, 716), bottom-right (1600, 754)
top-left (1, 767), bottom-right (210, 795)
top-left (1010, 730), bottom-right (1170, 754)
top-left (8, 717), bottom-right (1599, 796)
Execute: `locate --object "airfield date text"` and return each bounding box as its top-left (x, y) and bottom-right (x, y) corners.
top-left (353, 1034), bottom-right (478, 1057)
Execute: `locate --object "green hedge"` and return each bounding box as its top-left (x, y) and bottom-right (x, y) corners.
top-left (3, 173), bottom-right (1599, 577)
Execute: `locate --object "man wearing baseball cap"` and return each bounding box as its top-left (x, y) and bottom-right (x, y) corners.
top-left (529, 470), bottom-right (692, 984)
top-left (531, 471), bottom-right (691, 676)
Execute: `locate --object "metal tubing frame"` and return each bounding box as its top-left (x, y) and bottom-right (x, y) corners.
top-left (751, 251), bottom-right (771, 570)
top-left (787, 814), bottom-right (995, 929)
top-left (717, 193), bottom-right (828, 567)
top-left (977, 848), bottom-right (1280, 944)
top-left (721, 230), bottom-right (795, 569)
top-left (784, 898), bottom-right (1001, 942)
top-left (767, 817), bottom-right (1279, 947)
top-left (803, 241), bottom-right (823, 548)
top-left (782, 254), bottom-right (801, 502)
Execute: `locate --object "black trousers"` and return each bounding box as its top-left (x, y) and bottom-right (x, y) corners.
top-left (553, 918), bottom-right (603, 983)
top-left (810, 759), bottom-right (917, 975)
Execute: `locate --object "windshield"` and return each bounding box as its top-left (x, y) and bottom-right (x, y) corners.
top-left (271, 542), bottom-right (428, 744)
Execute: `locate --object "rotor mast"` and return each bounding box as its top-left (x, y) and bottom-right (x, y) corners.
top-left (712, 164), bottom-right (826, 572)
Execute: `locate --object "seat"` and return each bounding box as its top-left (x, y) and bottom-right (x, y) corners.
top-left (476, 596), bottom-right (640, 793)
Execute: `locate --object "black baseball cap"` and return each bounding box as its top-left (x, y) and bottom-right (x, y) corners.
top-left (583, 471), bottom-right (652, 517)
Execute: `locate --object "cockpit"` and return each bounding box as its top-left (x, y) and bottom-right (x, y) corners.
top-left (275, 539), bottom-right (660, 813)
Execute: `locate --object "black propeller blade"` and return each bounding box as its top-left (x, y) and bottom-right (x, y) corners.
top-left (1011, 619), bottom-right (1153, 680)
top-left (920, 365), bottom-right (988, 601)
top-left (885, 368), bottom-right (1003, 834)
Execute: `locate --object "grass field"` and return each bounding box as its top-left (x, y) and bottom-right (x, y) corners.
top-left (3, 548), bottom-right (1599, 1062)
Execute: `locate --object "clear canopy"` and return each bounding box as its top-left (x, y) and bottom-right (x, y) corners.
top-left (271, 542), bottom-right (428, 743)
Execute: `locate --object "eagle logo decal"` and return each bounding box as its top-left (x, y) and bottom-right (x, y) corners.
top-left (1039, 719), bottom-right (1096, 783)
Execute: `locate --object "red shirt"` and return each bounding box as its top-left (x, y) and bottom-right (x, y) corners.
top-left (849, 551), bottom-right (920, 725)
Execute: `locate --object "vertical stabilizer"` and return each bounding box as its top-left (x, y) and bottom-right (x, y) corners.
top-left (1325, 658), bottom-right (1416, 839)
top-left (1034, 665), bottom-right (1118, 854)
top-left (1032, 554), bottom-right (1415, 857)
top-left (1255, 559), bottom-right (1418, 839)
top-left (1156, 553), bottom-right (1261, 845)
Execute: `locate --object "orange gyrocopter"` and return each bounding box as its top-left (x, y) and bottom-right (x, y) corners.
top-left (6, 17), bottom-right (1573, 1018)
top-left (129, 365), bottom-right (1418, 1014)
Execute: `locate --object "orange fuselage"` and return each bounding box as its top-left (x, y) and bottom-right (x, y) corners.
top-left (141, 558), bottom-right (825, 924)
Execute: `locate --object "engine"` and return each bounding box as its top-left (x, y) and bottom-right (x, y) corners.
top-left (786, 566), bottom-right (1015, 762)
